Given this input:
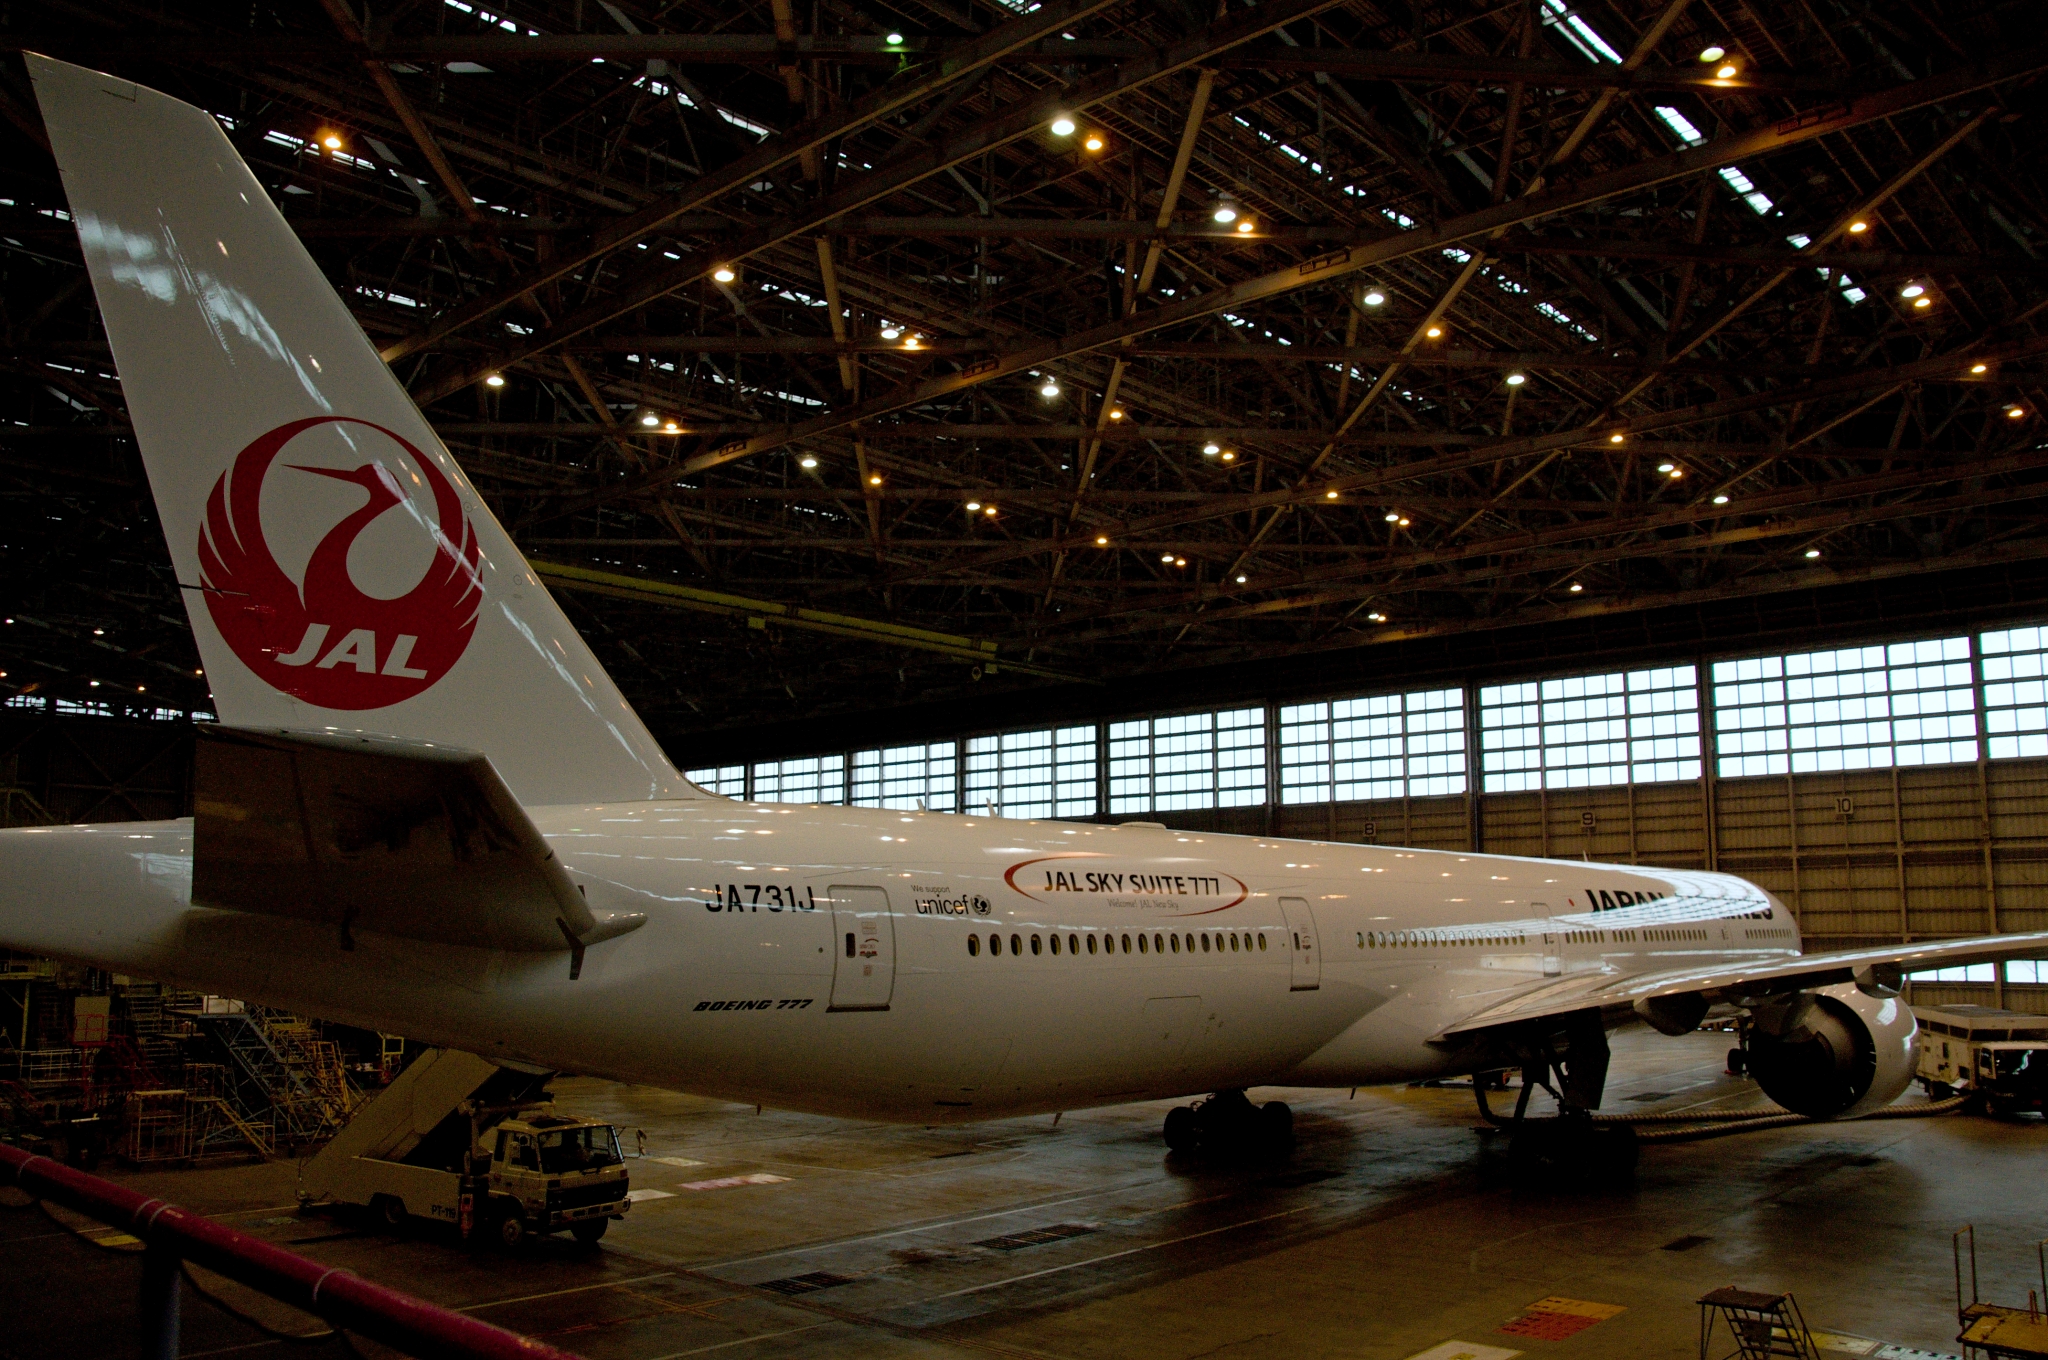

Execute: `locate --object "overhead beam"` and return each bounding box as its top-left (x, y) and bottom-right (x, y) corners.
top-left (375, 0), bottom-right (1123, 363)
top-left (662, 43), bottom-right (2048, 486)
top-left (0, 34), bottom-right (1856, 94)
top-left (412, 0), bottom-right (1347, 396)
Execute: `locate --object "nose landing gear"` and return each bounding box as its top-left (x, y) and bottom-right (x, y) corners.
top-left (1163, 1090), bottom-right (1294, 1156)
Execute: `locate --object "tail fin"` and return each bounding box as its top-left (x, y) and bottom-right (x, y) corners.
top-left (28, 55), bottom-right (688, 806)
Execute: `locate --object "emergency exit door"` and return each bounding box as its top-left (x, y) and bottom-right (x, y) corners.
top-left (1279, 897), bottom-right (1320, 991)
top-left (826, 885), bottom-right (895, 1011)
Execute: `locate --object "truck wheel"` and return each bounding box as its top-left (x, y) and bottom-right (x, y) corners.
top-left (1726, 1048), bottom-right (1747, 1076)
top-left (570, 1220), bottom-right (608, 1245)
top-left (496, 1211), bottom-right (528, 1249)
top-left (371, 1195), bottom-right (407, 1230)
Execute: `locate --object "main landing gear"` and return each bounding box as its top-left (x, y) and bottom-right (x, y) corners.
top-left (1474, 1012), bottom-right (1637, 1181)
top-left (1163, 1090), bottom-right (1294, 1156)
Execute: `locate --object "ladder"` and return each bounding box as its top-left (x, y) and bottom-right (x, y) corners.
top-left (1698, 1287), bottom-right (1820, 1360)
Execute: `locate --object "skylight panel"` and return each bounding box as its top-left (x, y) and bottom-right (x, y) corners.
top-left (1540, 0), bottom-right (1624, 63)
top-left (1654, 107), bottom-right (1706, 147)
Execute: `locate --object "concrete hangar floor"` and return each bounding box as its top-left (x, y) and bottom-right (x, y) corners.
top-left (6, 1030), bottom-right (2039, 1360)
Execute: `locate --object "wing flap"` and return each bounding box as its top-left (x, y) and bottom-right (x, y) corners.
top-left (192, 726), bottom-right (634, 952)
top-left (1435, 932), bottom-right (2048, 1041)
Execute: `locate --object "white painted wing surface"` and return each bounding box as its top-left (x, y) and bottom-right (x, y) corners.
top-left (1434, 931), bottom-right (2048, 1040)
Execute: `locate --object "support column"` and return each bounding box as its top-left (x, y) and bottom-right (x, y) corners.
top-left (139, 1241), bottom-right (181, 1360)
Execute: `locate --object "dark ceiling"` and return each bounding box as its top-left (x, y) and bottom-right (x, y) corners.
top-left (3, 0), bottom-right (2046, 754)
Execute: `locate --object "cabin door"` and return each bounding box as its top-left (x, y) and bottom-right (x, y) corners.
top-left (826, 885), bottom-right (895, 1011)
top-left (1279, 897), bottom-right (1321, 991)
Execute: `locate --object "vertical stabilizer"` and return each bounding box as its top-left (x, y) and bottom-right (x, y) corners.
top-left (28, 55), bottom-right (689, 805)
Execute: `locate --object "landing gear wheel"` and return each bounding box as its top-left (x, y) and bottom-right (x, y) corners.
top-left (495, 1211), bottom-right (528, 1249)
top-left (372, 1195), bottom-right (407, 1230)
top-left (1256, 1101), bottom-right (1294, 1153)
top-left (1726, 1047), bottom-right (1748, 1076)
top-left (570, 1219), bottom-right (609, 1245)
top-left (1163, 1106), bottom-right (1198, 1152)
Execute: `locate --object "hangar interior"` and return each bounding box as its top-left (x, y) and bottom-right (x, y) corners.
top-left (4, 0), bottom-right (2048, 1354)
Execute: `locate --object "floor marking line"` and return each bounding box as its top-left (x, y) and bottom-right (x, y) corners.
top-left (456, 1270), bottom-right (677, 1311)
top-left (913, 1203), bottom-right (1318, 1302)
top-left (695, 1180), bottom-right (1164, 1270)
top-left (641, 1321), bottom-right (833, 1358)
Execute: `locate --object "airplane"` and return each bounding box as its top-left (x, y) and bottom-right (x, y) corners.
top-left (6, 54), bottom-right (2046, 1171)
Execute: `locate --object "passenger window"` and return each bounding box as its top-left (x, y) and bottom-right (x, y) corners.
top-left (1049, 934), bottom-right (1061, 955)
top-left (1258, 933), bottom-right (1267, 951)
top-left (1170, 934), bottom-right (1180, 953)
top-left (1032, 934), bottom-right (1043, 955)
top-left (1138, 934), bottom-right (1148, 954)
top-left (1201, 934), bottom-right (1211, 953)
top-left (1087, 934), bottom-right (1097, 955)
top-left (1231, 934), bottom-right (1240, 951)
top-left (1011, 933), bottom-right (1022, 955)
top-left (968, 935), bottom-right (980, 956)
top-left (1121, 934), bottom-right (1132, 953)
top-left (1069, 934), bottom-right (1079, 954)
top-left (990, 933), bottom-right (1002, 955)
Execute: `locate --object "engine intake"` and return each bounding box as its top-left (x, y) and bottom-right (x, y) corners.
top-left (1747, 983), bottom-right (1919, 1119)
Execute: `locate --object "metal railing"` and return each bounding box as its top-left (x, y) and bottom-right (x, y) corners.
top-left (0, 1141), bottom-right (586, 1359)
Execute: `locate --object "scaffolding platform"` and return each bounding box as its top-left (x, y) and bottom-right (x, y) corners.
top-left (1699, 1287), bottom-right (1821, 1360)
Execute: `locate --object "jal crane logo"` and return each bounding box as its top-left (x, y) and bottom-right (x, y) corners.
top-left (198, 416), bottom-right (483, 709)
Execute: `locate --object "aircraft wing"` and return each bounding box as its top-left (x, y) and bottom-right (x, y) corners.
top-left (1433, 932), bottom-right (2048, 1041)
top-left (192, 726), bottom-right (642, 953)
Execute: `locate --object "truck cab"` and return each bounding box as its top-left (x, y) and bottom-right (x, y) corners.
top-left (488, 1113), bottom-right (630, 1244)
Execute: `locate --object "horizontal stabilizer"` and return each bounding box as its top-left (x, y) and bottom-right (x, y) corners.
top-left (193, 726), bottom-right (643, 953)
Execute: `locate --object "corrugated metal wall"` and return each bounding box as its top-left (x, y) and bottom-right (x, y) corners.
top-left (1137, 763), bottom-right (2048, 1014)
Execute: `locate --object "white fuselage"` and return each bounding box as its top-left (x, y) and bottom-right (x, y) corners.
top-left (1, 800), bottom-right (1798, 1122)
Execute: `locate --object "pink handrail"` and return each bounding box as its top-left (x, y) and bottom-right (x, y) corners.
top-left (1, 1141), bottom-right (586, 1359)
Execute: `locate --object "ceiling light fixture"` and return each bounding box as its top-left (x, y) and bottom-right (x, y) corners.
top-left (1203, 442), bottom-right (1221, 455)
top-left (1220, 450), bottom-right (1236, 461)
top-left (1805, 548), bottom-right (1822, 558)
top-left (985, 505), bottom-right (998, 516)
top-left (1715, 63), bottom-right (1739, 79)
top-left (2008, 405), bottom-right (2028, 420)
top-left (1108, 407), bottom-right (1125, 420)
top-left (799, 455), bottom-right (818, 469)
top-left (1609, 433), bottom-right (1626, 444)
top-left (1970, 363), bottom-right (1989, 375)
top-left (1084, 133), bottom-right (1104, 152)
top-left (1913, 297), bottom-right (1932, 309)
top-left (885, 31), bottom-right (904, 44)
top-left (1235, 574), bottom-right (1247, 583)
top-left (1368, 611), bottom-right (1386, 622)
top-left (1657, 463), bottom-right (1676, 473)
top-left (966, 501), bottom-right (982, 512)
top-left (902, 335), bottom-right (920, 349)
top-left (1425, 325), bottom-right (1443, 338)
top-left (1569, 583), bottom-right (1584, 593)
top-left (869, 474), bottom-right (883, 486)
top-left (1900, 283), bottom-right (1925, 298)
top-left (1326, 489), bottom-right (1339, 499)
top-left (1698, 45), bottom-right (1726, 62)
top-left (1161, 553), bottom-right (1175, 563)
top-left (1362, 290), bottom-right (1385, 306)
top-left (1096, 535), bottom-right (1110, 546)
top-left (321, 132), bottom-right (343, 150)
top-left (1051, 115), bottom-right (1077, 137)
top-left (1397, 517), bottom-right (1410, 527)
top-left (640, 413), bottom-right (658, 427)
top-left (1713, 494), bottom-right (1730, 505)
top-left (1847, 220), bottom-right (1869, 234)
top-left (1212, 196), bottom-right (1239, 224)
top-left (1505, 372), bottom-right (1527, 387)
top-left (1384, 512), bottom-right (1400, 523)
top-left (712, 265), bottom-right (736, 283)
top-left (663, 421), bottom-right (680, 433)
top-left (879, 324), bottom-right (901, 339)
top-left (1236, 219), bottom-right (1254, 233)
top-left (483, 373), bottom-right (505, 388)
top-left (1175, 557), bottom-right (1187, 567)
top-left (1040, 380), bottom-right (1060, 398)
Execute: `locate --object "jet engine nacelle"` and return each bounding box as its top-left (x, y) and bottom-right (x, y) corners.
top-left (1747, 982), bottom-right (1919, 1119)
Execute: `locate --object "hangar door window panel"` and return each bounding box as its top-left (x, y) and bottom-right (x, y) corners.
top-left (1108, 708), bottom-right (1265, 813)
top-left (1479, 667), bottom-right (1700, 793)
top-left (965, 727), bottom-right (1097, 819)
top-left (1713, 639), bottom-right (1977, 777)
top-left (1982, 626), bottom-right (2048, 759)
top-left (1278, 689), bottom-right (1465, 804)
top-left (751, 756), bottom-right (846, 805)
top-left (850, 743), bottom-right (958, 812)
top-left (686, 765), bottom-right (747, 797)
